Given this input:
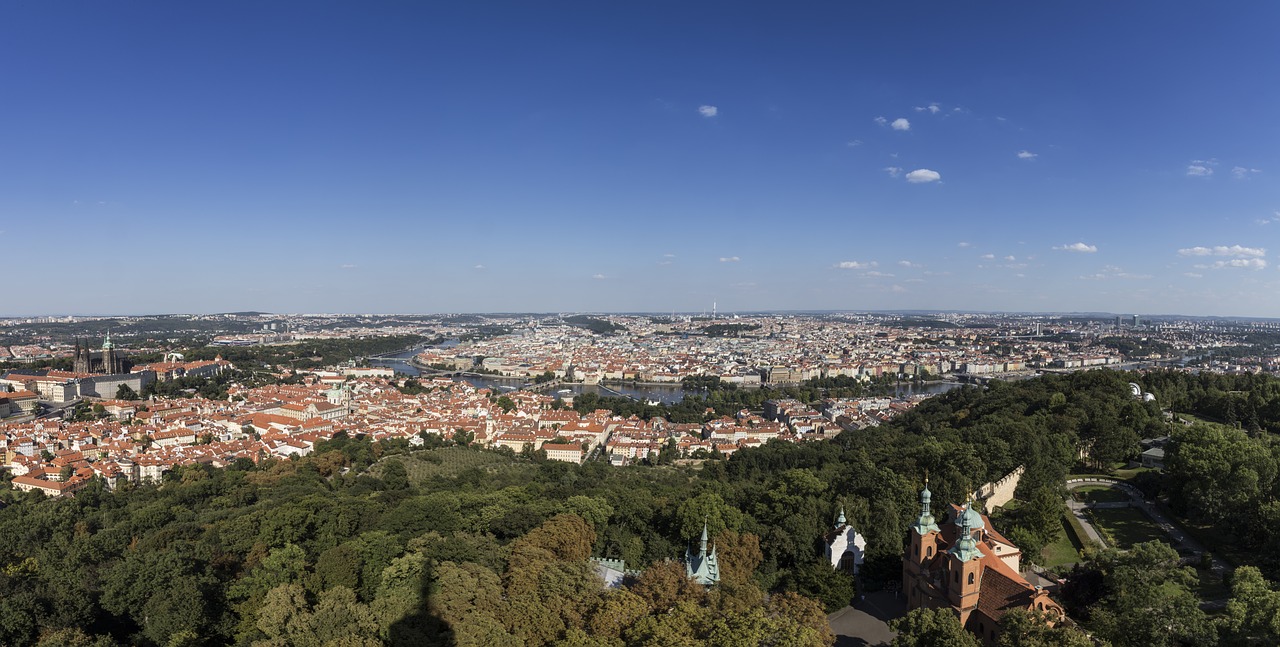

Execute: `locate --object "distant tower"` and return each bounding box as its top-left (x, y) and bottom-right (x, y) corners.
top-left (102, 331), bottom-right (120, 374)
top-left (712, 301), bottom-right (717, 318)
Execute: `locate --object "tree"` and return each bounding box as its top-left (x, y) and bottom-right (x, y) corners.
top-left (997, 609), bottom-right (1092, 647)
top-left (116, 383), bottom-right (140, 400)
top-left (890, 607), bottom-right (980, 647)
top-left (1220, 566), bottom-right (1280, 646)
top-left (1080, 542), bottom-right (1215, 647)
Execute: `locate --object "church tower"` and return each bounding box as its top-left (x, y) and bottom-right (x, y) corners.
top-left (102, 331), bottom-right (119, 374)
top-left (904, 477), bottom-right (941, 606)
top-left (946, 502), bottom-right (985, 623)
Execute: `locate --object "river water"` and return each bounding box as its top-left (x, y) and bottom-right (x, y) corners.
top-left (372, 346), bottom-right (962, 404)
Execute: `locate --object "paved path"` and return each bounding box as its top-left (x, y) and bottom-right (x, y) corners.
top-left (1064, 477), bottom-right (1229, 575)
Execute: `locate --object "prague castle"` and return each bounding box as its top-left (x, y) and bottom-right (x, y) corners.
top-left (73, 333), bottom-right (130, 375)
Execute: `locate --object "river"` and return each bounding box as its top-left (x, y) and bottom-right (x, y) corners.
top-left (371, 345), bottom-right (963, 404)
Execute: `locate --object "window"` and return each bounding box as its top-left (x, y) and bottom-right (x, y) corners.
top-left (927, 546), bottom-right (933, 557)
top-left (968, 572), bottom-right (975, 585)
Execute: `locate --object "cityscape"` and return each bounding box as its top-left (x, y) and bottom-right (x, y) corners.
top-left (4, 1), bottom-right (1280, 646)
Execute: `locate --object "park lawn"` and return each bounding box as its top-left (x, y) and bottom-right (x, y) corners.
top-left (1039, 516), bottom-right (1083, 569)
top-left (1074, 485), bottom-right (1130, 504)
top-left (1087, 506), bottom-right (1167, 548)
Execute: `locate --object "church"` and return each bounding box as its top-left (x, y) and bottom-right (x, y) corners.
top-left (73, 333), bottom-right (130, 375)
top-left (902, 479), bottom-right (1063, 644)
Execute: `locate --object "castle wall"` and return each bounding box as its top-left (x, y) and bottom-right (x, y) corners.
top-left (978, 465), bottom-right (1024, 510)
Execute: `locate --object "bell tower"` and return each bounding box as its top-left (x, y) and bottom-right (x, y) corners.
top-left (903, 476), bottom-right (942, 606)
top-left (946, 502), bottom-right (984, 623)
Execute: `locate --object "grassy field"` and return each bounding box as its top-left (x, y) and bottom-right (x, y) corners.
top-left (1087, 506), bottom-right (1167, 549)
top-left (1039, 515), bottom-right (1085, 568)
top-left (1073, 485), bottom-right (1131, 504)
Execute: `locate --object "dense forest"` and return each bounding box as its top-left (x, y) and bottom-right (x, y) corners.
top-left (7, 368), bottom-right (1280, 645)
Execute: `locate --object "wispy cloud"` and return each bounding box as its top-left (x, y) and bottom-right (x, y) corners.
top-left (1187, 159), bottom-right (1218, 177)
top-left (1017, 150), bottom-right (1037, 160)
top-left (891, 118), bottom-right (911, 131)
top-left (957, 241), bottom-right (971, 248)
top-left (1177, 245), bottom-right (1265, 258)
top-left (898, 260), bottom-right (923, 269)
top-left (1232, 166), bottom-right (1261, 179)
top-left (1194, 258), bottom-right (1268, 270)
top-left (884, 166), bottom-right (903, 178)
top-left (592, 273), bottom-right (607, 280)
top-left (1079, 265), bottom-right (1152, 280)
top-left (1258, 211), bottom-right (1280, 226)
top-left (914, 103), bottom-right (942, 114)
top-left (473, 264), bottom-right (486, 270)
top-left (980, 254), bottom-right (995, 260)
top-left (905, 169), bottom-right (940, 183)
top-left (719, 256), bottom-right (740, 263)
top-left (846, 139), bottom-right (863, 147)
top-left (1054, 242), bottom-right (1098, 253)
top-left (873, 116), bottom-right (888, 127)
top-left (836, 261), bottom-right (877, 270)
top-left (339, 263), bottom-right (357, 269)
top-left (698, 105), bottom-right (718, 118)
top-left (863, 271), bottom-right (895, 278)
top-left (1183, 272), bottom-right (1204, 278)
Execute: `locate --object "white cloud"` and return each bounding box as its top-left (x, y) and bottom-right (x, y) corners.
top-left (905, 169), bottom-right (940, 183)
top-left (980, 254), bottom-right (995, 260)
top-left (1232, 166), bottom-right (1261, 179)
top-left (898, 260), bottom-right (923, 269)
top-left (664, 253), bottom-right (676, 257)
top-left (873, 116), bottom-right (888, 126)
top-left (957, 241), bottom-right (971, 248)
top-left (884, 166), bottom-right (903, 178)
top-left (473, 264), bottom-right (486, 270)
top-left (719, 256), bottom-right (740, 263)
top-left (863, 271), bottom-right (895, 278)
top-left (891, 118), bottom-right (911, 131)
top-left (339, 263), bottom-right (357, 269)
top-left (1003, 255), bottom-right (1016, 262)
top-left (846, 139), bottom-right (863, 147)
top-left (1017, 150), bottom-right (1038, 160)
top-left (698, 105), bottom-right (718, 118)
top-left (1186, 159), bottom-right (1218, 177)
top-left (1177, 245), bottom-right (1265, 258)
top-left (995, 116), bottom-right (1007, 122)
top-left (592, 273), bottom-right (607, 280)
top-left (913, 103), bottom-right (942, 114)
top-left (1081, 265), bottom-right (1152, 280)
top-left (1183, 272), bottom-right (1203, 278)
top-left (891, 284), bottom-right (907, 293)
top-left (836, 261), bottom-right (877, 270)
top-left (1196, 258), bottom-right (1268, 270)
top-left (1260, 211), bottom-right (1280, 226)
top-left (1054, 242), bottom-right (1098, 253)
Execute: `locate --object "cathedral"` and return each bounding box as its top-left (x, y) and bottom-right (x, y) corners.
top-left (902, 479), bottom-right (1063, 644)
top-left (73, 333), bottom-right (129, 375)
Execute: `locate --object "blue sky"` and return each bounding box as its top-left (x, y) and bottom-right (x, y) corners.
top-left (3, 2), bottom-right (1278, 316)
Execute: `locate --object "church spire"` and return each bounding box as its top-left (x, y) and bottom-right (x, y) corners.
top-left (700, 520), bottom-right (709, 555)
top-left (912, 473), bottom-right (940, 535)
top-left (836, 505), bottom-right (847, 529)
top-left (949, 502), bottom-right (984, 562)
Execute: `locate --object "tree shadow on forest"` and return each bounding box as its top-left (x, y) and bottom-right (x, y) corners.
top-left (386, 561), bottom-right (455, 647)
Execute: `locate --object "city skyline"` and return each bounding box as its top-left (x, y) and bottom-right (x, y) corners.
top-left (3, 3), bottom-right (1278, 316)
